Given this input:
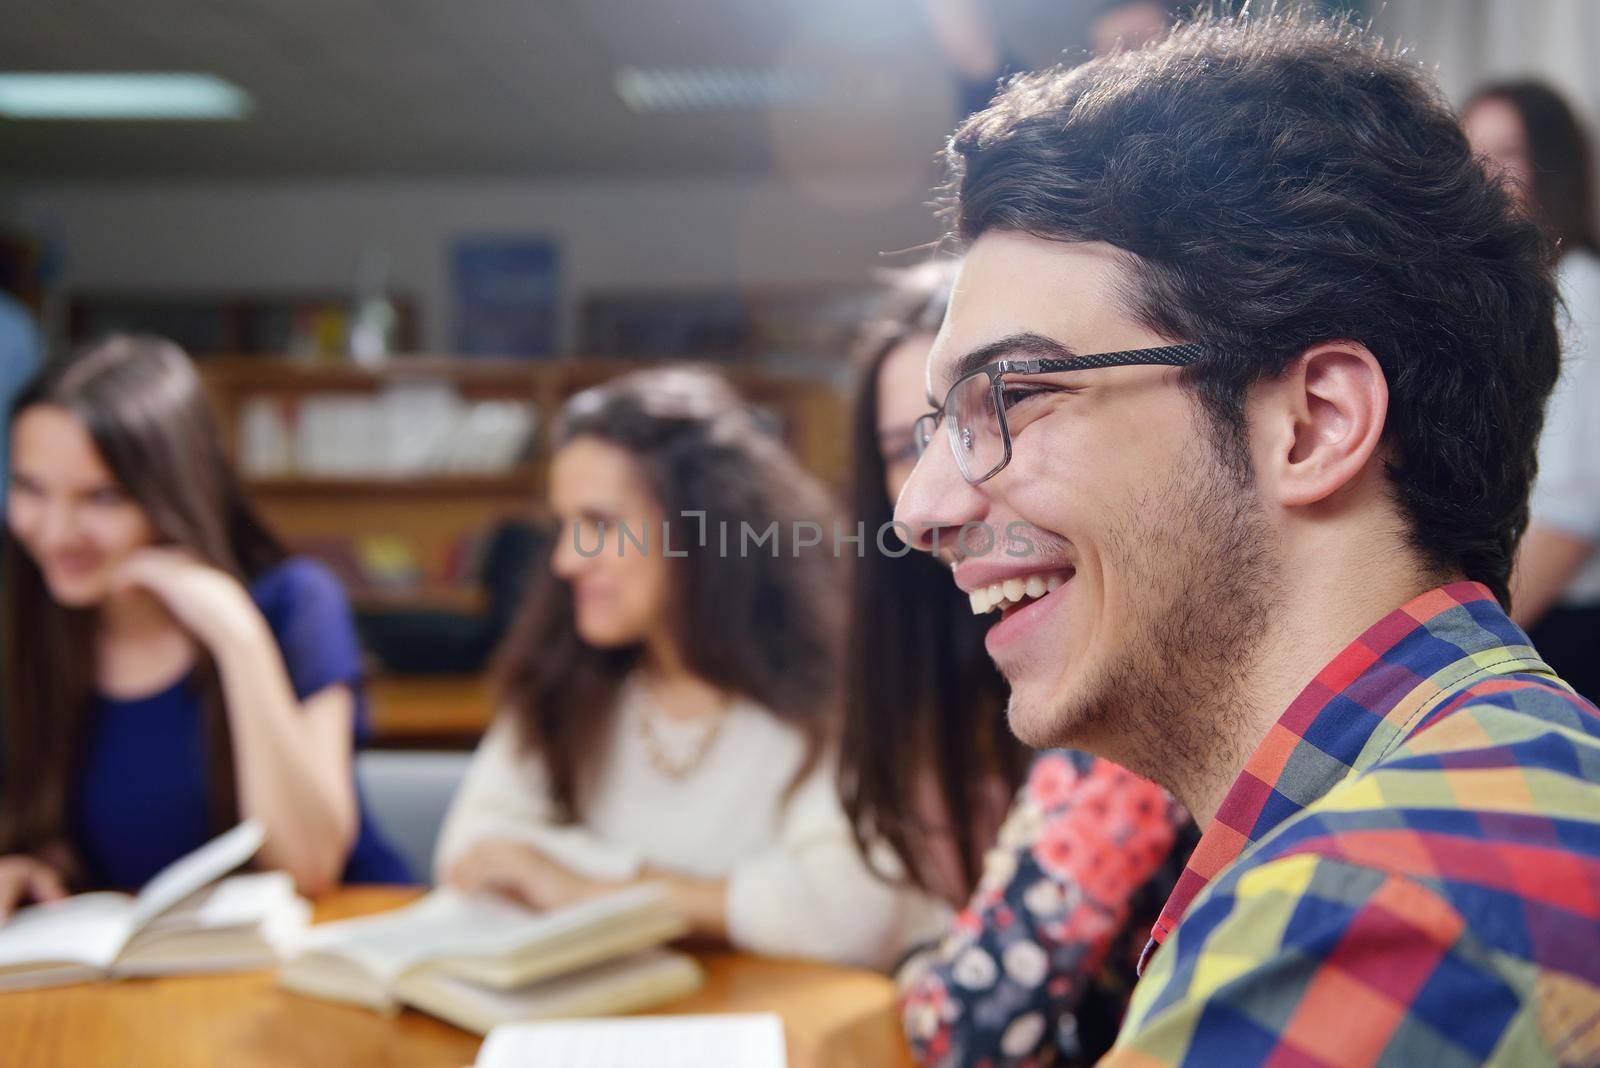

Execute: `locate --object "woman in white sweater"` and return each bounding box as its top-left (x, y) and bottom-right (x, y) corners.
top-left (435, 366), bottom-right (942, 970)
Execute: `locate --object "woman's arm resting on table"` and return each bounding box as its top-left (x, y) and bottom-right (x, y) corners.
top-left (443, 837), bottom-right (731, 942)
top-left (642, 867), bottom-right (728, 942)
top-left (722, 771), bottom-right (934, 970)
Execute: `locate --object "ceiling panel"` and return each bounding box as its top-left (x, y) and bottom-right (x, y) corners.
top-left (0, 0), bottom-right (1084, 182)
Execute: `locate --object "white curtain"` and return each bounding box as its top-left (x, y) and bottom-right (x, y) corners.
top-left (1370, 0), bottom-right (1600, 119)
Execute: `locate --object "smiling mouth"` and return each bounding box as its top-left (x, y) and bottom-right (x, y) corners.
top-left (968, 569), bottom-right (1073, 616)
top-left (48, 556), bottom-right (102, 576)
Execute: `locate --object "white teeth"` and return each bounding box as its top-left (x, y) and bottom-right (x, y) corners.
top-left (967, 572), bottom-right (1070, 615)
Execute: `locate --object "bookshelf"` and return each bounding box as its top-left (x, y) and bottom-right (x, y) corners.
top-left (202, 353), bottom-right (847, 585)
top-left (200, 356), bottom-right (849, 746)
top-left (68, 291), bottom-right (420, 357)
top-left (203, 358), bottom-right (545, 595)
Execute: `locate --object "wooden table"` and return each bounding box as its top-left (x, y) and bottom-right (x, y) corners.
top-left (0, 888), bottom-right (914, 1068)
top-left (366, 674), bottom-right (496, 749)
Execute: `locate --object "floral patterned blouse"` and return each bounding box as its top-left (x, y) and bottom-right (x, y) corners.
top-left (897, 750), bottom-right (1197, 1066)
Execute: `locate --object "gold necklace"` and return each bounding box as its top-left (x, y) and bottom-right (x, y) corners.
top-left (635, 700), bottom-right (729, 780)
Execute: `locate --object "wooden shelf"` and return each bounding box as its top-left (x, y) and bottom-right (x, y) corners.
top-left (246, 469), bottom-right (542, 499)
top-left (203, 355), bottom-right (848, 489)
top-left (200, 355), bottom-right (549, 393)
top-left (352, 585), bottom-right (488, 614)
top-left (68, 291), bottom-right (421, 357)
top-left (200, 355), bottom-right (846, 612)
top-left (366, 672), bottom-right (496, 748)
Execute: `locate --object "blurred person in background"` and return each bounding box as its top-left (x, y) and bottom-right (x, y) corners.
top-left (435, 366), bottom-right (942, 970)
top-left (923, 0), bottom-right (1178, 121)
top-left (1086, 0), bottom-right (1179, 55)
top-left (1465, 81), bottom-right (1600, 705)
top-left (838, 262), bottom-right (1194, 1066)
top-left (0, 336), bottom-right (409, 916)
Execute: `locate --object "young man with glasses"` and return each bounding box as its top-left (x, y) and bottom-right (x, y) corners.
top-left (895, 11), bottom-right (1598, 1066)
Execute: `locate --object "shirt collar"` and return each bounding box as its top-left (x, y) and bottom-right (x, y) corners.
top-left (1138, 580), bottom-right (1548, 974)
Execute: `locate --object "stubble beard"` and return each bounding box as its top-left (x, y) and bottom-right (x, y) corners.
top-left (1007, 447), bottom-right (1280, 811)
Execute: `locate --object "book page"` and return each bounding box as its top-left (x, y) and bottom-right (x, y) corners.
top-left (141, 871), bottom-right (299, 934)
top-left (118, 871), bottom-right (309, 976)
top-left (131, 821), bottom-right (266, 929)
top-left (435, 906), bottom-right (687, 990)
top-left (294, 889), bottom-right (536, 987)
top-left (477, 1013), bottom-right (786, 1068)
top-left (298, 884), bottom-right (672, 988)
top-left (0, 893), bottom-right (136, 973)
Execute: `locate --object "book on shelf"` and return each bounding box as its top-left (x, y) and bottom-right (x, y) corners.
top-left (278, 883), bottom-right (698, 1035)
top-left (475, 1013), bottom-right (787, 1068)
top-left (238, 384), bottom-right (537, 481)
top-left (0, 822), bottom-right (308, 991)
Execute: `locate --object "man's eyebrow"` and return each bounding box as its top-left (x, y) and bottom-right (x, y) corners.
top-left (938, 332), bottom-right (1081, 396)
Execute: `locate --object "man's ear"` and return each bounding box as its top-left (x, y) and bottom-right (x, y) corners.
top-left (1249, 342), bottom-right (1389, 509)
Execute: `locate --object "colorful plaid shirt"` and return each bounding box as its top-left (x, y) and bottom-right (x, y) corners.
top-left (1103, 582), bottom-right (1600, 1067)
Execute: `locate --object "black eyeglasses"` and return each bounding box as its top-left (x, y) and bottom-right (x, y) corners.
top-left (912, 343), bottom-right (1205, 484)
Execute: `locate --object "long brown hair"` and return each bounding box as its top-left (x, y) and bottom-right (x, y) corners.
top-left (495, 366), bottom-right (842, 822)
top-left (1, 335), bottom-right (284, 858)
top-left (1466, 80), bottom-right (1600, 258)
top-left (836, 262), bottom-right (1030, 902)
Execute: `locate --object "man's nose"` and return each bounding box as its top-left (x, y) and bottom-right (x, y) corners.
top-left (893, 434), bottom-right (990, 559)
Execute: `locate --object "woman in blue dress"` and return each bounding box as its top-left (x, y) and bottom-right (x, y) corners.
top-left (0, 334), bottom-right (408, 916)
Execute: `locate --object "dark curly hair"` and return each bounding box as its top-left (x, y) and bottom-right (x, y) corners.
top-left (495, 365), bottom-right (842, 820)
top-left (942, 10), bottom-right (1561, 606)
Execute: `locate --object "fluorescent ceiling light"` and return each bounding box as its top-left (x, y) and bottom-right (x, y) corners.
top-left (0, 73), bottom-right (250, 120)
top-left (615, 67), bottom-right (822, 114)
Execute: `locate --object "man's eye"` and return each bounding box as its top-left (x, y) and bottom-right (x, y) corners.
top-left (1000, 385), bottom-right (1050, 411)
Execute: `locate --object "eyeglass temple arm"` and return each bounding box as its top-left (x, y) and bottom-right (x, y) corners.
top-left (1004, 343), bottom-right (1206, 375)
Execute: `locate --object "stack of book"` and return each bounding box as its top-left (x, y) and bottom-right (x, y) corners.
top-left (278, 883), bottom-right (700, 1035)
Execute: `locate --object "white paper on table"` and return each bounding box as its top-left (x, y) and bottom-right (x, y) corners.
top-left (476, 1013), bottom-right (786, 1068)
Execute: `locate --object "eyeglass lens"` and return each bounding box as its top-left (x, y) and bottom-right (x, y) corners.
top-left (947, 372), bottom-right (1006, 483)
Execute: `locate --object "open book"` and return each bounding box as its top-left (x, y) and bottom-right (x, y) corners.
top-left (278, 883), bottom-right (699, 1035)
top-left (476, 1013), bottom-right (787, 1068)
top-left (0, 822), bottom-right (308, 991)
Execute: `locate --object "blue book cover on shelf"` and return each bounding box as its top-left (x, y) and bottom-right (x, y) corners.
top-left (452, 236), bottom-right (560, 357)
